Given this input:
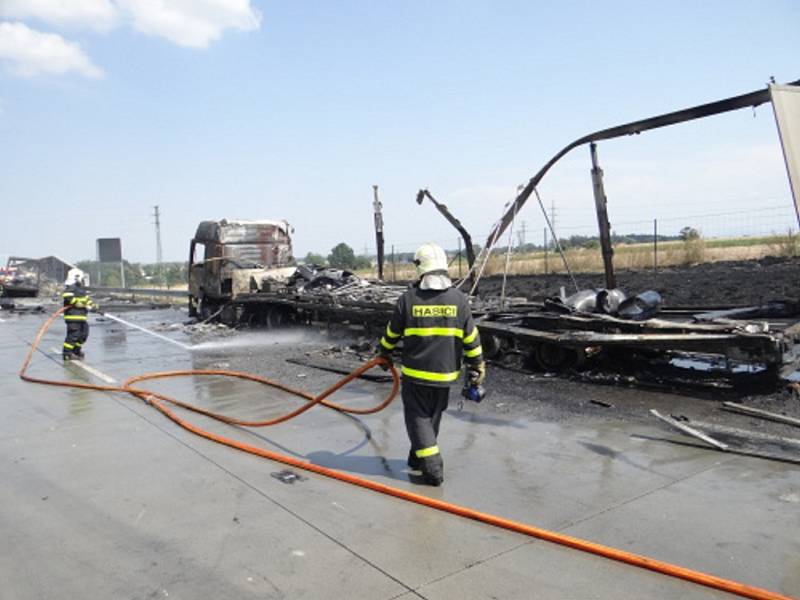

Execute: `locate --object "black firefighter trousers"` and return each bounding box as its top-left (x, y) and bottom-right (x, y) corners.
top-left (401, 379), bottom-right (449, 479)
top-left (64, 321), bottom-right (89, 356)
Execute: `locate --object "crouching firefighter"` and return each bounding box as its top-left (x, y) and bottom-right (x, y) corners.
top-left (377, 243), bottom-right (485, 486)
top-left (62, 276), bottom-right (98, 360)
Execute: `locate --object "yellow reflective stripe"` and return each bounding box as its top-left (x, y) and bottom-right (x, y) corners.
top-left (404, 327), bottom-right (463, 338)
top-left (64, 315), bottom-right (88, 321)
top-left (463, 327), bottom-right (478, 344)
top-left (74, 342), bottom-right (82, 347)
top-left (464, 345), bottom-right (483, 358)
top-left (380, 337), bottom-right (396, 350)
top-left (415, 445), bottom-right (440, 458)
top-left (62, 292), bottom-right (74, 297)
top-left (412, 305), bottom-right (457, 318)
top-left (400, 365), bottom-right (460, 382)
top-left (385, 324), bottom-right (401, 339)
top-left (63, 343), bottom-right (75, 349)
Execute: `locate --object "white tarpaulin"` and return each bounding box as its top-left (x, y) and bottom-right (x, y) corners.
top-left (770, 84), bottom-right (800, 228)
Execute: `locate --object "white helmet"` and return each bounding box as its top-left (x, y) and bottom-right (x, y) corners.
top-left (413, 243), bottom-right (448, 276)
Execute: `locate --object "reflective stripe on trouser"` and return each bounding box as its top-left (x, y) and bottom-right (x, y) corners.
top-left (401, 379), bottom-right (448, 477)
top-left (65, 321), bottom-right (89, 351)
top-left (415, 445), bottom-right (440, 458)
top-left (64, 315), bottom-right (88, 321)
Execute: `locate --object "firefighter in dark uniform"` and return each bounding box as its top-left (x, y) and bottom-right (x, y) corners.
top-left (378, 243), bottom-right (485, 486)
top-left (62, 275), bottom-right (97, 360)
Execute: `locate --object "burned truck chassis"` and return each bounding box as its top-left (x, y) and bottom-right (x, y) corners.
top-left (209, 289), bottom-right (799, 391)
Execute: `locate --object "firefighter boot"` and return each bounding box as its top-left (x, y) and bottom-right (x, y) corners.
top-left (420, 454), bottom-right (444, 487)
top-left (407, 450), bottom-right (421, 470)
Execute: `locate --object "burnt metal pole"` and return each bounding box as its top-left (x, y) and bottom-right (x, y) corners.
top-left (590, 143), bottom-right (617, 289)
top-left (415, 189), bottom-right (476, 269)
top-left (372, 185), bottom-right (385, 280)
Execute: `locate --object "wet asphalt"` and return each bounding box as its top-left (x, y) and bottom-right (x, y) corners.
top-left (1, 306), bottom-right (799, 599)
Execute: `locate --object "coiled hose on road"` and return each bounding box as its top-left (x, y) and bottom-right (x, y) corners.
top-left (18, 307), bottom-right (795, 600)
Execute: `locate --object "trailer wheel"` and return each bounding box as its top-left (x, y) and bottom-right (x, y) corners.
top-left (266, 309), bottom-right (287, 329)
top-left (219, 303), bottom-right (238, 327)
top-left (481, 333), bottom-right (503, 360)
top-left (532, 343), bottom-right (580, 372)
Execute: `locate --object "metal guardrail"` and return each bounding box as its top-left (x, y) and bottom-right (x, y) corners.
top-left (87, 286), bottom-right (188, 298)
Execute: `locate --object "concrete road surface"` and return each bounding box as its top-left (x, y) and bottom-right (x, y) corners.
top-left (1, 308), bottom-right (798, 599)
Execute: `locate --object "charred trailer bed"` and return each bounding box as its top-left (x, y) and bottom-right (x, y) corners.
top-left (476, 307), bottom-right (800, 388)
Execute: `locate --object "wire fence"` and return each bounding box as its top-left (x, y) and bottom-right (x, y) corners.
top-left (375, 202), bottom-right (800, 281)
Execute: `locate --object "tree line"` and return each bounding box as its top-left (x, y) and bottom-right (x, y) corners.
top-left (77, 261), bottom-right (187, 288)
top-left (305, 229), bottom-right (695, 270)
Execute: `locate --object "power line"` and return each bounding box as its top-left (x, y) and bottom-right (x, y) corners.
top-left (517, 220), bottom-right (527, 250)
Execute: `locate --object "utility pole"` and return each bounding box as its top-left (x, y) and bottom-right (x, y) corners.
top-left (372, 185), bottom-right (385, 280)
top-left (152, 205), bottom-right (163, 285)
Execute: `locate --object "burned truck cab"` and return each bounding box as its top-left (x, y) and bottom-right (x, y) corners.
top-left (188, 219), bottom-right (294, 322)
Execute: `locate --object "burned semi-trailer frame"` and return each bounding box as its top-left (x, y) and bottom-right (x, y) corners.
top-left (477, 304), bottom-right (799, 388)
top-left (471, 78), bottom-right (800, 387)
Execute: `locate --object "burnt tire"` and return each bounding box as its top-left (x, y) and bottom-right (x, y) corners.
top-left (219, 304), bottom-right (238, 327)
top-left (531, 343), bottom-right (581, 372)
top-left (481, 333), bottom-right (503, 360)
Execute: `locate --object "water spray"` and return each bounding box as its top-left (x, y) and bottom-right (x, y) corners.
top-left (101, 312), bottom-right (194, 351)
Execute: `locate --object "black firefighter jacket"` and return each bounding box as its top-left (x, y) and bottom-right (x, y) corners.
top-left (380, 284), bottom-right (483, 387)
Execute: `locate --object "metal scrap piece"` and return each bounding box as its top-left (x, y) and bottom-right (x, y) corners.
top-left (721, 402), bottom-right (800, 428)
top-left (650, 409), bottom-right (729, 450)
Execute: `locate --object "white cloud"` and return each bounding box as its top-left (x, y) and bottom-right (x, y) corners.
top-left (0, 0), bottom-right (261, 80)
top-left (0, 22), bottom-right (103, 78)
top-left (116, 0), bottom-right (262, 48)
top-left (0, 0), bottom-right (118, 32)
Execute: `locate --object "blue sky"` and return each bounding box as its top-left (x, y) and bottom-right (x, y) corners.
top-left (1, 1), bottom-right (799, 264)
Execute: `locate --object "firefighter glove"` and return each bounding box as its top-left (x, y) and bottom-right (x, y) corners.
top-left (468, 362), bottom-right (486, 385)
top-left (376, 346), bottom-right (393, 371)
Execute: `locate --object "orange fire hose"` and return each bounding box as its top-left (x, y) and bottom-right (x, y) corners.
top-left (19, 308), bottom-right (796, 600)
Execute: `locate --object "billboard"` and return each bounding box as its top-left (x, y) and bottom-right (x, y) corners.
top-left (97, 238), bottom-right (122, 263)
